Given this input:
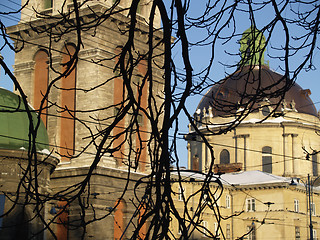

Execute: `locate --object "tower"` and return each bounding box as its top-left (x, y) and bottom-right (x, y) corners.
top-left (8, 0), bottom-right (163, 170)
top-left (7, 0), bottom-right (165, 239)
top-left (186, 26), bottom-right (320, 178)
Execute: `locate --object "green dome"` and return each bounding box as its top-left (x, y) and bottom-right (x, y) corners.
top-left (0, 88), bottom-right (49, 151)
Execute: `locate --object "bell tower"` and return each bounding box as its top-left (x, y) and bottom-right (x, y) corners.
top-left (8, 0), bottom-right (163, 171)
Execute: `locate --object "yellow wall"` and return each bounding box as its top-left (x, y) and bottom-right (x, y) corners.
top-left (170, 175), bottom-right (320, 239)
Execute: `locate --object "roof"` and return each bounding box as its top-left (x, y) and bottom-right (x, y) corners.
top-left (174, 170), bottom-right (291, 186)
top-left (0, 88), bottom-right (49, 151)
top-left (196, 65), bottom-right (318, 117)
top-left (219, 170), bottom-right (289, 186)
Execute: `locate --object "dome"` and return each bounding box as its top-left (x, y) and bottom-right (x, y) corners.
top-left (0, 88), bottom-right (49, 151)
top-left (196, 65), bottom-right (318, 117)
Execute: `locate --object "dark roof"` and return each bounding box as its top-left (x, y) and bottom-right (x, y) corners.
top-left (197, 65), bottom-right (318, 117)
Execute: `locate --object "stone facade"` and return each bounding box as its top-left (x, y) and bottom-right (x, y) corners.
top-left (0, 149), bottom-right (58, 240)
top-left (6, 0), bottom-right (164, 239)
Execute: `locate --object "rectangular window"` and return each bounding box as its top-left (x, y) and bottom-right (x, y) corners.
top-left (44, 0), bottom-right (53, 9)
top-left (295, 226), bottom-right (300, 240)
top-left (178, 220), bottom-right (182, 235)
top-left (214, 193), bottom-right (220, 206)
top-left (202, 193), bottom-right (208, 205)
top-left (178, 187), bottom-right (184, 201)
top-left (202, 221), bottom-right (208, 237)
top-left (313, 229), bottom-right (317, 240)
top-left (246, 198), bottom-right (256, 212)
top-left (137, 113), bottom-right (143, 126)
top-left (247, 225), bottom-right (256, 240)
top-left (114, 107), bottom-right (120, 116)
top-left (311, 202), bottom-right (316, 216)
top-left (312, 153), bottom-right (318, 176)
top-left (226, 194), bottom-right (231, 209)
top-left (262, 155), bottom-right (272, 173)
top-left (226, 224), bottom-right (231, 240)
top-left (294, 199), bottom-right (299, 213)
top-left (214, 222), bottom-right (220, 238)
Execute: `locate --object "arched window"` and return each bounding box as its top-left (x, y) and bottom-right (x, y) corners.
top-left (56, 200), bottom-right (68, 240)
top-left (136, 60), bottom-right (148, 172)
top-left (220, 149), bottom-right (230, 164)
top-left (34, 50), bottom-right (49, 126)
top-left (60, 44), bottom-right (76, 162)
top-left (114, 199), bottom-right (126, 240)
top-left (262, 146), bottom-right (272, 173)
top-left (138, 203), bottom-right (147, 239)
top-left (312, 151), bottom-right (318, 176)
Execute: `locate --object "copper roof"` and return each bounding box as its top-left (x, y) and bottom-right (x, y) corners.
top-left (196, 65), bottom-right (317, 117)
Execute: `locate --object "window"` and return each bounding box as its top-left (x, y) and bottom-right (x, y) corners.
top-left (178, 187), bottom-right (184, 201)
top-left (205, 146), bottom-right (213, 170)
top-left (246, 198), bottom-right (256, 212)
top-left (44, 0), bottom-right (53, 9)
top-left (226, 194), bottom-right (231, 208)
top-left (214, 222), bottom-right (220, 238)
top-left (56, 200), bottom-right (68, 240)
top-left (295, 226), bottom-right (300, 240)
top-left (192, 155), bottom-right (200, 171)
top-left (114, 199), bottom-right (126, 240)
top-left (137, 113), bottom-right (143, 126)
top-left (262, 146), bottom-right (272, 173)
top-left (312, 152), bottom-right (318, 176)
top-left (60, 44), bottom-right (76, 162)
top-left (311, 202), bottom-right (316, 216)
top-left (226, 224), bottom-right (231, 240)
top-left (313, 229), bottom-right (317, 240)
top-left (138, 203), bottom-right (147, 239)
top-left (202, 193), bottom-right (209, 205)
top-left (247, 225), bottom-right (256, 240)
top-left (214, 193), bottom-right (220, 206)
top-left (202, 221), bottom-right (208, 237)
top-left (178, 222), bottom-right (182, 235)
top-left (294, 199), bottom-right (299, 213)
top-left (34, 50), bottom-right (49, 126)
top-left (220, 149), bottom-right (230, 164)
top-left (261, 105), bottom-right (270, 116)
top-left (190, 141), bottom-right (202, 171)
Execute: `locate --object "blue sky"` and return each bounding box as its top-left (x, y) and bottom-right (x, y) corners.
top-left (1, 1), bottom-right (320, 168)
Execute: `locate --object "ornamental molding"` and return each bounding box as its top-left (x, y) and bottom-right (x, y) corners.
top-left (14, 61), bottom-right (35, 73)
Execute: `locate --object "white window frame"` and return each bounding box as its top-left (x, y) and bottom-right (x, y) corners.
top-left (203, 193), bottom-right (209, 205)
top-left (295, 226), bottom-right (300, 240)
top-left (247, 225), bottom-right (256, 240)
top-left (294, 199), bottom-right (299, 213)
top-left (202, 220), bottom-right (208, 237)
top-left (178, 221), bottom-right (182, 235)
top-left (214, 222), bottom-right (220, 238)
top-left (226, 224), bottom-right (231, 240)
top-left (313, 229), bottom-right (317, 240)
top-left (226, 194), bottom-right (231, 208)
top-left (246, 198), bottom-right (256, 212)
top-left (178, 187), bottom-right (184, 201)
